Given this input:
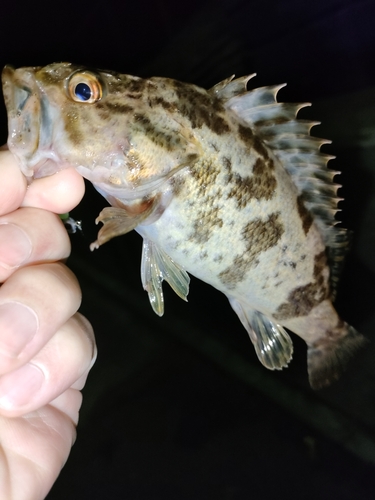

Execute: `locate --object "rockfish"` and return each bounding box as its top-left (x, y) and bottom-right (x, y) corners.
top-left (2, 63), bottom-right (366, 388)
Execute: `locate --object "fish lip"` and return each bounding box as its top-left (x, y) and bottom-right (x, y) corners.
top-left (2, 65), bottom-right (15, 92)
top-left (2, 66), bottom-right (41, 160)
top-left (30, 157), bottom-right (61, 179)
top-left (2, 65), bottom-right (76, 179)
top-left (2, 64), bottom-right (58, 177)
top-left (2, 65), bottom-right (17, 117)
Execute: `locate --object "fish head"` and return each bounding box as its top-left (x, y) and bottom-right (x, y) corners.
top-left (2, 63), bottom-right (199, 203)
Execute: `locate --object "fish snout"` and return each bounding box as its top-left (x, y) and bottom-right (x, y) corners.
top-left (2, 65), bottom-right (42, 175)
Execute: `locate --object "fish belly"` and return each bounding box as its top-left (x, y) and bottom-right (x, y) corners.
top-left (138, 161), bottom-right (326, 322)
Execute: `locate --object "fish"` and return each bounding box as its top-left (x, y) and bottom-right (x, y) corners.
top-left (2, 62), bottom-right (366, 389)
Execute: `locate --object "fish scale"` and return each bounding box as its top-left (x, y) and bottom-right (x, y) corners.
top-left (2, 62), bottom-right (366, 389)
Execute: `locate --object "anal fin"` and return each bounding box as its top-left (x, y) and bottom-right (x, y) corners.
top-left (141, 239), bottom-right (190, 316)
top-left (229, 297), bottom-right (293, 370)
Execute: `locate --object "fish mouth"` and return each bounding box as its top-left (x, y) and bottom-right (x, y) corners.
top-left (2, 64), bottom-right (58, 178)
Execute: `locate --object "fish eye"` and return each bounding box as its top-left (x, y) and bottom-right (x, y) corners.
top-left (67, 71), bottom-right (103, 103)
top-left (75, 82), bottom-right (92, 101)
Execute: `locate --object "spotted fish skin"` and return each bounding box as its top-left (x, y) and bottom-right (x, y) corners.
top-left (2, 63), bottom-right (366, 388)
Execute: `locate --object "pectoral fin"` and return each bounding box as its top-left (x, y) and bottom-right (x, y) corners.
top-left (229, 297), bottom-right (293, 370)
top-left (141, 238), bottom-right (190, 316)
top-left (90, 200), bottom-right (156, 250)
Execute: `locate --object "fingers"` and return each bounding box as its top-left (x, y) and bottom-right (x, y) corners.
top-left (0, 149), bottom-right (95, 498)
top-left (0, 151), bottom-right (27, 214)
top-left (0, 398), bottom-right (81, 500)
top-left (0, 313), bottom-right (96, 418)
top-left (0, 149), bottom-right (85, 215)
top-left (0, 263), bottom-right (82, 376)
top-left (22, 167), bottom-right (86, 214)
top-left (0, 208), bottom-right (71, 282)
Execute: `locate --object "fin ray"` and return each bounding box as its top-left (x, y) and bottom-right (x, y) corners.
top-left (141, 239), bottom-right (190, 316)
top-left (154, 244), bottom-right (190, 301)
top-left (209, 74), bottom-right (256, 100)
top-left (141, 238), bottom-right (164, 316)
top-left (229, 298), bottom-right (293, 370)
top-left (90, 206), bottom-right (153, 250)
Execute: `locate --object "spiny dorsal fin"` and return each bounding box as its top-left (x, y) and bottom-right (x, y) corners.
top-left (219, 75), bottom-right (349, 296)
top-left (209, 74), bottom-right (256, 100)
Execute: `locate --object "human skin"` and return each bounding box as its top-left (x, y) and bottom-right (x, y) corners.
top-left (0, 150), bottom-right (96, 499)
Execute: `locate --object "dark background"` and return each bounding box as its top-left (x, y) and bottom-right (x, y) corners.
top-left (1, 0), bottom-right (375, 498)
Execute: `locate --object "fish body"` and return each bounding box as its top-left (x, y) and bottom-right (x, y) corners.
top-left (2, 63), bottom-right (365, 388)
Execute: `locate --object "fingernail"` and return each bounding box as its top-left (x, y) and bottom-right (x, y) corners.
top-left (0, 302), bottom-right (39, 358)
top-left (0, 363), bottom-right (44, 409)
top-left (0, 223), bottom-right (32, 270)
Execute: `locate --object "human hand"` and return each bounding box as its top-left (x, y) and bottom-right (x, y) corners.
top-left (0, 150), bottom-right (96, 499)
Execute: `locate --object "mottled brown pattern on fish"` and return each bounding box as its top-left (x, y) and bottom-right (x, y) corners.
top-left (65, 111), bottom-right (84, 145)
top-left (97, 101), bottom-right (134, 114)
top-left (238, 124), bottom-right (270, 159)
top-left (313, 250), bottom-right (329, 290)
top-left (190, 205), bottom-right (223, 244)
top-left (297, 195), bottom-right (313, 235)
top-left (125, 92), bottom-right (143, 100)
top-left (186, 153), bottom-right (200, 164)
top-left (255, 116), bottom-right (290, 128)
top-left (222, 157), bottom-right (233, 182)
top-left (133, 113), bottom-right (182, 151)
top-left (123, 77), bottom-right (149, 93)
top-left (148, 95), bottom-right (175, 111)
top-left (38, 67), bottom-right (68, 85)
top-left (125, 150), bottom-right (147, 182)
top-left (227, 157), bottom-right (277, 208)
top-left (222, 157), bottom-right (232, 170)
top-left (273, 251), bottom-right (329, 320)
top-left (219, 212), bottom-right (284, 289)
top-left (105, 79), bottom-right (126, 93)
top-left (170, 175), bottom-right (186, 197)
top-left (313, 250), bottom-right (327, 276)
top-left (190, 157), bottom-right (220, 196)
top-left (311, 318), bottom-right (346, 348)
top-left (253, 136), bottom-right (271, 158)
top-left (237, 124), bottom-right (254, 145)
top-left (173, 80), bottom-right (230, 135)
top-left (95, 105), bottom-right (111, 121)
top-left (273, 283), bottom-right (327, 320)
top-left (188, 157), bottom-right (223, 243)
top-left (102, 72), bottom-right (135, 92)
top-left (242, 212), bottom-right (284, 250)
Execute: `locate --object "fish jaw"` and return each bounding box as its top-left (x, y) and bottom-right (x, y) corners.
top-left (1, 64), bottom-right (71, 179)
top-left (2, 65), bottom-right (42, 176)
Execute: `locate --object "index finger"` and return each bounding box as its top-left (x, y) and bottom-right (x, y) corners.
top-left (22, 168), bottom-right (86, 214)
top-left (0, 150), bottom-right (86, 215)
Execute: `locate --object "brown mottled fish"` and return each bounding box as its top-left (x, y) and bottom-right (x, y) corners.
top-left (2, 62), bottom-right (366, 388)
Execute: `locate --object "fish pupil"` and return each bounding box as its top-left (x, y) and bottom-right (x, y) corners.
top-left (74, 82), bottom-right (92, 101)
